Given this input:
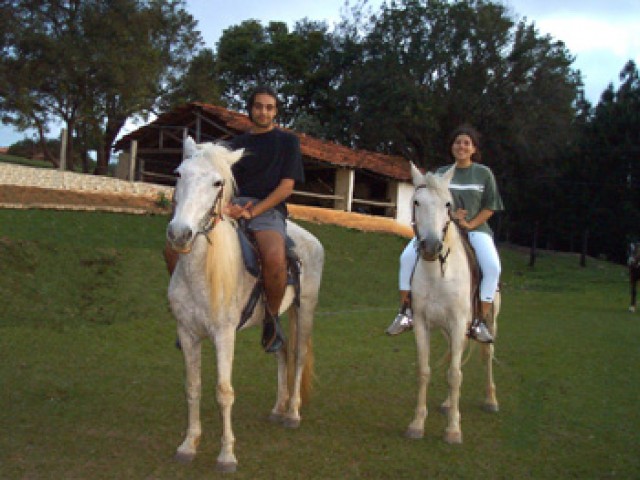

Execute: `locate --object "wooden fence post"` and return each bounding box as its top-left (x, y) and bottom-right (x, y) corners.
top-left (59, 128), bottom-right (67, 171)
top-left (129, 140), bottom-right (137, 182)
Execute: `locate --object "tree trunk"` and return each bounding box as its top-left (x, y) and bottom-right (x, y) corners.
top-left (529, 221), bottom-right (538, 267)
top-left (94, 118), bottom-right (125, 175)
top-left (36, 122), bottom-right (59, 168)
top-left (580, 229), bottom-right (589, 267)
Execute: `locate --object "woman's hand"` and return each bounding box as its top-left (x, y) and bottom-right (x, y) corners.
top-left (453, 208), bottom-right (468, 222)
top-left (453, 208), bottom-right (471, 229)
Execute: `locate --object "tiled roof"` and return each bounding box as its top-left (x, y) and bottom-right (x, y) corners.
top-left (115, 102), bottom-right (411, 181)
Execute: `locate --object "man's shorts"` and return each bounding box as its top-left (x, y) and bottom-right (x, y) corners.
top-left (234, 196), bottom-right (286, 239)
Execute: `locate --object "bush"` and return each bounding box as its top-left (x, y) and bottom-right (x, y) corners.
top-left (7, 138), bottom-right (60, 161)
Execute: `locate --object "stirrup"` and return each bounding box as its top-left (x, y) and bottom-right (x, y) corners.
top-left (261, 312), bottom-right (285, 353)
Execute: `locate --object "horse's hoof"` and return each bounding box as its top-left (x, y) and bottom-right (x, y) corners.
top-left (283, 417), bottom-right (301, 429)
top-left (268, 412), bottom-right (284, 424)
top-left (175, 451), bottom-right (196, 464)
top-left (629, 306), bottom-right (636, 313)
top-left (444, 431), bottom-right (462, 444)
top-left (216, 461), bottom-right (237, 473)
top-left (405, 427), bottom-right (424, 439)
top-left (483, 403), bottom-right (499, 413)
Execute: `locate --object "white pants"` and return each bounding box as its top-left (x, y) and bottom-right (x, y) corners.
top-left (399, 231), bottom-right (501, 302)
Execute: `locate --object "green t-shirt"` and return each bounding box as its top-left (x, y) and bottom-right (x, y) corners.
top-left (436, 163), bottom-right (504, 236)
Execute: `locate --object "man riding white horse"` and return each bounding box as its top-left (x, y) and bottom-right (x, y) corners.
top-left (165, 85), bottom-right (304, 353)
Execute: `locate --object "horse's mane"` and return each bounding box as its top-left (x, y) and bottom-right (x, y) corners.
top-left (197, 142), bottom-right (243, 313)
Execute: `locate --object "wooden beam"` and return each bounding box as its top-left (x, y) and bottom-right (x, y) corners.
top-left (351, 198), bottom-right (396, 208)
top-left (141, 170), bottom-right (178, 182)
top-left (199, 114), bottom-right (236, 136)
top-left (292, 190), bottom-right (343, 201)
top-left (136, 148), bottom-right (183, 154)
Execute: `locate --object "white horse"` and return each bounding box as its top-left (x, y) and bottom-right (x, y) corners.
top-left (406, 164), bottom-right (500, 444)
top-left (166, 137), bottom-right (324, 472)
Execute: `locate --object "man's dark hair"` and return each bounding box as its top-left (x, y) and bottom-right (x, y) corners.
top-left (448, 123), bottom-right (482, 163)
top-left (246, 85), bottom-right (279, 120)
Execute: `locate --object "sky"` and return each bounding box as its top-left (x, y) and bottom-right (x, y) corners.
top-left (1, 0), bottom-right (638, 147)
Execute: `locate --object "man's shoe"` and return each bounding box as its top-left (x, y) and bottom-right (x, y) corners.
top-left (467, 318), bottom-right (494, 343)
top-left (386, 307), bottom-right (413, 336)
top-left (262, 312), bottom-right (285, 353)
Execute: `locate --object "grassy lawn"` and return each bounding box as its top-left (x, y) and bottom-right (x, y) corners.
top-left (0, 208), bottom-right (638, 479)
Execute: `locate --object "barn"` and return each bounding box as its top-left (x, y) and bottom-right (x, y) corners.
top-left (113, 102), bottom-right (414, 225)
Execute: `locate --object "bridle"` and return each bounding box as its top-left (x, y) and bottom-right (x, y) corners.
top-left (196, 180), bottom-right (226, 243)
top-left (411, 184), bottom-right (454, 276)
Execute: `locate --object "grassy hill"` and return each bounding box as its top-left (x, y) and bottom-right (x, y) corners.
top-left (0, 152), bottom-right (53, 168)
top-left (0, 208), bottom-right (638, 479)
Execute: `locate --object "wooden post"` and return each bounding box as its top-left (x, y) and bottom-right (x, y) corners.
top-left (59, 128), bottom-right (67, 170)
top-left (334, 168), bottom-right (354, 212)
top-left (129, 140), bottom-right (137, 182)
top-left (183, 127), bottom-right (188, 159)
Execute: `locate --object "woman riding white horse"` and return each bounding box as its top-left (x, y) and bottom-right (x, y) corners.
top-left (166, 137), bottom-right (324, 472)
top-left (405, 162), bottom-right (500, 443)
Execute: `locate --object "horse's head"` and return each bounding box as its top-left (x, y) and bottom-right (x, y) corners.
top-left (167, 136), bottom-right (243, 253)
top-left (410, 164), bottom-right (455, 261)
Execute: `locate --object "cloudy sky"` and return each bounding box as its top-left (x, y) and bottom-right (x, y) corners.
top-left (1, 0), bottom-right (638, 147)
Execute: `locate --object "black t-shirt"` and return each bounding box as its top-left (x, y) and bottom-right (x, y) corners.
top-left (230, 128), bottom-right (304, 214)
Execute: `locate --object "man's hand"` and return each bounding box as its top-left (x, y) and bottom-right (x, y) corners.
top-left (224, 201), bottom-right (254, 220)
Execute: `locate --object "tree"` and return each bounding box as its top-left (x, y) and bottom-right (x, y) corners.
top-left (320, 0), bottom-right (582, 247)
top-left (0, 0), bottom-right (202, 174)
top-left (216, 19), bottom-right (336, 125)
top-left (568, 60), bottom-right (640, 263)
top-left (159, 48), bottom-right (224, 110)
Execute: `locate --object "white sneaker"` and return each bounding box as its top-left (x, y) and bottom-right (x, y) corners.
top-left (467, 318), bottom-right (494, 343)
top-left (386, 307), bottom-right (413, 335)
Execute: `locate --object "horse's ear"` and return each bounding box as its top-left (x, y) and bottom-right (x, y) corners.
top-left (227, 148), bottom-right (244, 166)
top-left (441, 165), bottom-right (456, 184)
top-left (410, 163), bottom-right (424, 186)
top-left (184, 136), bottom-right (197, 157)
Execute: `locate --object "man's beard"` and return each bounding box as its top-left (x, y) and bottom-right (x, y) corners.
top-left (252, 116), bottom-right (273, 129)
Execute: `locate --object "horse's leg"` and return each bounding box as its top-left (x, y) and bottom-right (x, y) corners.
top-left (175, 328), bottom-right (203, 464)
top-left (212, 327), bottom-right (238, 473)
top-left (439, 331), bottom-right (452, 414)
top-left (443, 324), bottom-right (465, 444)
top-left (269, 343), bottom-right (290, 424)
top-left (483, 302), bottom-right (499, 412)
top-left (482, 342), bottom-right (499, 412)
top-left (629, 271), bottom-right (637, 312)
top-left (406, 317), bottom-right (430, 439)
top-left (282, 307), bottom-right (313, 429)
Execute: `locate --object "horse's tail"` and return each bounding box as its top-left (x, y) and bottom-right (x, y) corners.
top-left (286, 308), bottom-right (315, 406)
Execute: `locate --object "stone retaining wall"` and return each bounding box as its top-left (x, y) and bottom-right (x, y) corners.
top-left (0, 163), bottom-right (173, 199)
top-left (0, 162), bottom-right (413, 236)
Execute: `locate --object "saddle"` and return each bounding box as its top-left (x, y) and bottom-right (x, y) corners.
top-left (235, 224), bottom-right (301, 330)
